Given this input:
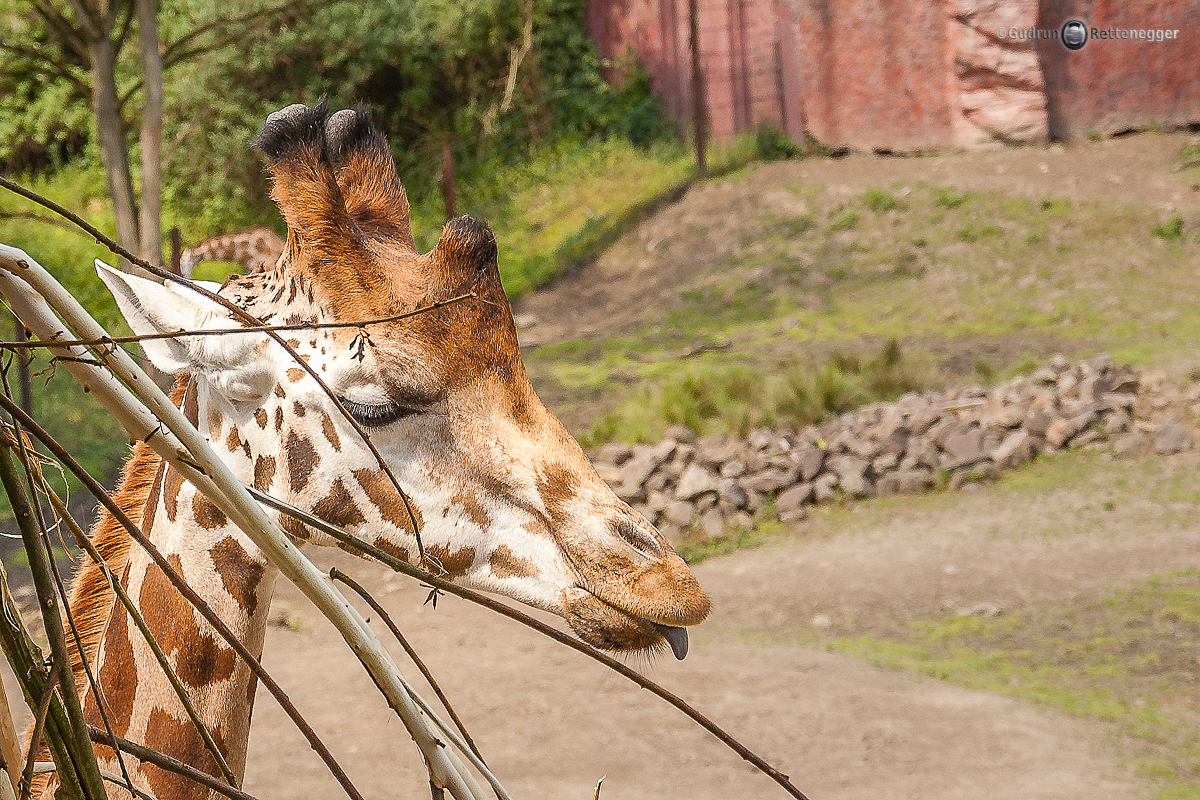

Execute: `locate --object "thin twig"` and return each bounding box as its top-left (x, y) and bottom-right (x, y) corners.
top-left (34, 763), bottom-right (157, 800)
top-left (0, 394), bottom-right (367, 800)
top-left (85, 728), bottom-right (264, 800)
top-left (249, 488), bottom-right (811, 800)
top-left (0, 292), bottom-right (476, 350)
top-left (330, 570), bottom-right (485, 762)
top-left (19, 656), bottom-right (62, 800)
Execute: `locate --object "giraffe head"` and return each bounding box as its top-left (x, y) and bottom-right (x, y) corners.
top-left (100, 103), bottom-right (708, 658)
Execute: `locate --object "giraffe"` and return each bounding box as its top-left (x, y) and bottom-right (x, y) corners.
top-left (178, 227), bottom-right (285, 278)
top-left (33, 103), bottom-right (709, 799)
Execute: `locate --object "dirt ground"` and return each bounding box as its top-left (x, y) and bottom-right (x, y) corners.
top-left (232, 450), bottom-right (1200, 800)
top-left (5, 132), bottom-right (1199, 799)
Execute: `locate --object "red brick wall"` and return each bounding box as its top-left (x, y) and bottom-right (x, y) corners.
top-left (585, 0), bottom-right (1200, 147)
top-left (1037, 0), bottom-right (1200, 139)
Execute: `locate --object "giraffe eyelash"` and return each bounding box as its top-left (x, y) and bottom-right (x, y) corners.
top-left (338, 398), bottom-right (414, 428)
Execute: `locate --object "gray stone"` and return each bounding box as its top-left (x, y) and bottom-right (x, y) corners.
top-left (1102, 409), bottom-right (1131, 435)
top-left (676, 464), bottom-right (720, 499)
top-left (646, 491), bottom-right (672, 513)
top-left (993, 405), bottom-right (1026, 428)
top-left (830, 455), bottom-right (873, 497)
top-left (872, 453), bottom-right (899, 473)
top-left (663, 424), bottom-right (697, 445)
top-left (875, 474), bottom-right (901, 497)
top-left (991, 430), bottom-right (1031, 468)
top-left (1023, 408), bottom-right (1056, 437)
top-left (717, 478), bottom-right (748, 509)
top-left (747, 428), bottom-right (775, 452)
top-left (943, 426), bottom-right (984, 462)
top-left (617, 440), bottom-right (676, 491)
top-left (1050, 353), bottom-right (1069, 371)
top-left (896, 468), bottom-right (934, 493)
top-left (813, 473), bottom-right (838, 503)
top-left (695, 492), bottom-right (718, 514)
top-left (719, 459), bottom-right (747, 478)
top-left (1113, 432), bottom-right (1152, 459)
top-left (596, 442), bottom-right (633, 465)
top-left (1046, 410), bottom-right (1096, 449)
top-left (1068, 428), bottom-right (1102, 449)
top-left (797, 447), bottom-right (827, 481)
top-left (661, 500), bottom-right (695, 527)
top-left (695, 436), bottom-right (739, 468)
top-left (1031, 366), bottom-right (1058, 384)
top-left (727, 510), bottom-right (755, 531)
top-left (595, 464), bottom-right (623, 486)
top-left (739, 467), bottom-right (796, 494)
top-left (645, 472), bottom-right (670, 492)
top-left (1154, 421), bottom-right (1191, 455)
top-left (776, 483), bottom-right (813, 518)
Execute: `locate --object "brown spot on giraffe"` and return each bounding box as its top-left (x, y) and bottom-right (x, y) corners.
top-left (253, 455), bottom-right (276, 492)
top-left (192, 492), bottom-right (228, 530)
top-left (353, 468), bottom-right (421, 534)
top-left (285, 431), bottom-right (320, 493)
top-left (96, 604), bottom-right (137, 735)
top-left (211, 536), bottom-right (266, 615)
top-left (225, 426), bottom-right (243, 454)
top-left (286, 367), bottom-right (305, 382)
top-left (207, 404), bottom-right (224, 440)
top-left (163, 465), bottom-right (184, 523)
top-left (274, 406), bottom-right (284, 432)
top-left (320, 412), bottom-right (341, 451)
top-left (292, 400), bottom-right (306, 417)
top-left (536, 463), bottom-right (578, 524)
top-left (371, 538), bottom-right (411, 564)
top-left (143, 708), bottom-right (229, 798)
top-left (254, 408), bottom-right (268, 429)
top-left (489, 544), bottom-right (537, 579)
top-left (426, 544), bottom-right (476, 579)
top-left (311, 478), bottom-right (366, 529)
top-left (139, 560), bottom-right (235, 687)
top-left (449, 488), bottom-right (490, 529)
top-left (273, 383), bottom-right (286, 398)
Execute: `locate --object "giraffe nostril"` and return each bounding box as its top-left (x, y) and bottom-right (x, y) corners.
top-left (614, 519), bottom-right (662, 558)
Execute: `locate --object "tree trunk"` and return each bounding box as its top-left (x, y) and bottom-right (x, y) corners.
top-left (89, 35), bottom-right (143, 273)
top-left (137, 0), bottom-right (164, 267)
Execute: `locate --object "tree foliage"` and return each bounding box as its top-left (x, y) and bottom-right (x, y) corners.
top-left (1, 0), bottom-right (663, 240)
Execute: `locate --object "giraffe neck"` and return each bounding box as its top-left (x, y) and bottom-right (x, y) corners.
top-left (180, 228), bottom-right (284, 278)
top-left (39, 380), bottom-right (281, 800)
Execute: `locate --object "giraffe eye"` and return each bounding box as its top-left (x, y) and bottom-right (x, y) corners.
top-left (338, 398), bottom-right (413, 428)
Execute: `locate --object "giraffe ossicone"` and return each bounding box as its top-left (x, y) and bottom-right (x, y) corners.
top-left (35, 102), bottom-right (707, 798)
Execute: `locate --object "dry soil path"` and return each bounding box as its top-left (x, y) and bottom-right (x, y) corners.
top-left (235, 456), bottom-right (1200, 799)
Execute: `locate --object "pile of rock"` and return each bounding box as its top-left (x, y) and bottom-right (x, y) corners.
top-left (591, 354), bottom-right (1195, 543)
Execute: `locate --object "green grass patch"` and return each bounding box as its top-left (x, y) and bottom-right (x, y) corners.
top-left (826, 569), bottom-right (1200, 798)
top-left (1152, 216), bottom-right (1185, 241)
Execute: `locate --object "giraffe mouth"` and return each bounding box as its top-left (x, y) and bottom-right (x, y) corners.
top-left (563, 588), bottom-right (696, 659)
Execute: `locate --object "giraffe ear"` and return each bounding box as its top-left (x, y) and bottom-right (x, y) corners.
top-left (97, 262), bottom-right (273, 401)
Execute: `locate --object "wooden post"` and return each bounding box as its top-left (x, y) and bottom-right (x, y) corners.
top-left (689, 0), bottom-right (708, 175)
top-left (168, 226), bottom-right (183, 276)
top-left (441, 147), bottom-right (458, 220)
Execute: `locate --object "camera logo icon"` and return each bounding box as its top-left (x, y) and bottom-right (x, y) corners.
top-left (1062, 19), bottom-right (1089, 50)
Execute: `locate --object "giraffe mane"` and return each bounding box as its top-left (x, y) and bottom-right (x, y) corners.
top-left (28, 381), bottom-right (186, 789)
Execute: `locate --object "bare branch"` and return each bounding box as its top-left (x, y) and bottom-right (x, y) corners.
top-left (331, 570), bottom-right (486, 762)
top-left (254, 491), bottom-right (813, 800)
top-left (0, 43), bottom-right (90, 95)
top-left (85, 729), bottom-right (265, 800)
top-left (26, 1), bottom-right (89, 60)
top-left (160, 0), bottom-right (307, 65)
top-left (0, 211), bottom-right (89, 237)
